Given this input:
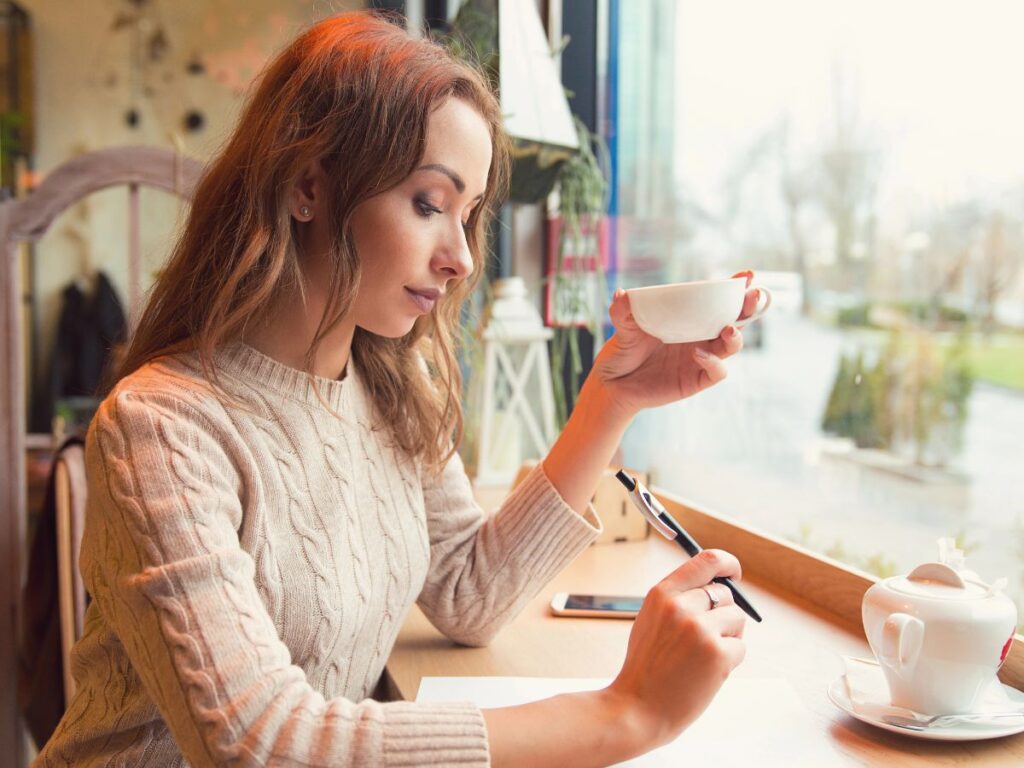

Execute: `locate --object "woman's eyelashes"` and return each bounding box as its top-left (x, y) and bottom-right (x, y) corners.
top-left (414, 196), bottom-right (443, 217)
top-left (415, 195), bottom-right (473, 230)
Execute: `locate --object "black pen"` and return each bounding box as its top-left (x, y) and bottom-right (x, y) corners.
top-left (615, 470), bottom-right (763, 623)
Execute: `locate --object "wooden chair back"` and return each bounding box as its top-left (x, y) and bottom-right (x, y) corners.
top-left (0, 145), bottom-right (203, 762)
top-left (54, 442), bottom-right (86, 705)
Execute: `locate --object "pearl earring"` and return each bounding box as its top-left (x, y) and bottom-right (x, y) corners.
top-left (299, 205), bottom-right (312, 219)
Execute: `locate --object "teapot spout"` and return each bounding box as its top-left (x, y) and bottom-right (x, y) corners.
top-left (987, 577), bottom-right (1009, 597)
top-left (937, 537), bottom-right (965, 570)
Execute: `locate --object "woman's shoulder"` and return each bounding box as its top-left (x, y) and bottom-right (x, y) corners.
top-left (86, 353), bottom-right (252, 492)
top-left (95, 352), bottom-right (234, 437)
top-left (85, 355), bottom-right (249, 532)
top-left (109, 351), bottom-right (221, 407)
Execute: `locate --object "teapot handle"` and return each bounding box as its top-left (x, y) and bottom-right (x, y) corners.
top-left (879, 612), bottom-right (925, 671)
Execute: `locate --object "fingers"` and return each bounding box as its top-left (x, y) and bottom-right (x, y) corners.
top-left (731, 269), bottom-right (754, 288)
top-left (702, 581), bottom-right (736, 610)
top-left (676, 585), bottom-right (727, 615)
top-left (691, 325), bottom-right (743, 393)
top-left (718, 636), bottom-right (747, 670)
top-left (608, 288), bottom-right (638, 331)
top-left (739, 287), bottom-right (760, 320)
top-left (706, 604), bottom-right (747, 639)
top-left (692, 346), bottom-right (728, 388)
top-left (679, 581), bottom-right (736, 614)
top-left (731, 269), bottom-right (759, 320)
top-left (704, 324), bottom-right (743, 360)
top-left (661, 549), bottom-right (743, 593)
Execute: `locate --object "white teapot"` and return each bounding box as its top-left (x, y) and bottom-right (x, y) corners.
top-left (862, 544), bottom-right (1017, 716)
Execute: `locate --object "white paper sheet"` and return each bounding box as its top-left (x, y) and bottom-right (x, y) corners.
top-left (417, 675), bottom-right (817, 766)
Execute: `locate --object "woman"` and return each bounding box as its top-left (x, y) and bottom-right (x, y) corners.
top-left (38, 12), bottom-right (755, 767)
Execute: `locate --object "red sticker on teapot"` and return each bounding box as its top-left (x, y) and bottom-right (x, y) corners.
top-left (1000, 633), bottom-right (1014, 668)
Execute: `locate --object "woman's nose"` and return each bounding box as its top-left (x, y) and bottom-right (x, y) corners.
top-left (435, 224), bottom-right (473, 280)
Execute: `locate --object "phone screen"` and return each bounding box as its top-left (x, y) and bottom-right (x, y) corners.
top-left (564, 594), bottom-right (644, 613)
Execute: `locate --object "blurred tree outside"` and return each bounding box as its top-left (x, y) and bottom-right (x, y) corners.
top-left (709, 64), bottom-right (882, 315)
top-left (975, 212), bottom-right (1024, 335)
top-left (817, 63), bottom-right (882, 296)
top-left (821, 327), bottom-right (974, 468)
top-left (690, 61), bottom-right (1024, 334)
top-left (821, 349), bottom-right (890, 450)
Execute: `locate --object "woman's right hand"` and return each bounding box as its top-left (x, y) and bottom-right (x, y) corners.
top-left (482, 549), bottom-right (747, 766)
top-left (605, 549), bottom-right (748, 751)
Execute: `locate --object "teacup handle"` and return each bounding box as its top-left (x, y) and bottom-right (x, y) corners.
top-left (879, 612), bottom-right (925, 671)
top-left (734, 287), bottom-right (773, 329)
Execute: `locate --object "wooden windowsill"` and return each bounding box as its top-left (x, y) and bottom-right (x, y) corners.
top-left (469, 469), bottom-right (1023, 688)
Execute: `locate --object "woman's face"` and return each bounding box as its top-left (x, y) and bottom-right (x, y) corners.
top-left (348, 97), bottom-right (492, 338)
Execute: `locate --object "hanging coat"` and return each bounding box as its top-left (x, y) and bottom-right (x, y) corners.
top-left (31, 271), bottom-right (127, 432)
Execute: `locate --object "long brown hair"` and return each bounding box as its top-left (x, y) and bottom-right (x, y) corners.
top-left (114, 11), bottom-right (510, 468)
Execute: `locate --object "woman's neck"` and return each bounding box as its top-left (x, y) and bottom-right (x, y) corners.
top-left (243, 286), bottom-right (356, 381)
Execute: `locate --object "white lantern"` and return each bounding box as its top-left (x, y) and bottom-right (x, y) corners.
top-left (474, 277), bottom-right (557, 487)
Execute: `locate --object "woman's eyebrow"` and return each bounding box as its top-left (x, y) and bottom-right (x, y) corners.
top-left (417, 163), bottom-right (485, 201)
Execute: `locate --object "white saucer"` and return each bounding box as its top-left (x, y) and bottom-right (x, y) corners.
top-left (828, 676), bottom-right (1024, 741)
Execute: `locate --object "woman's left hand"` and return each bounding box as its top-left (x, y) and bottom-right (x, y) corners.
top-left (590, 270), bottom-right (761, 420)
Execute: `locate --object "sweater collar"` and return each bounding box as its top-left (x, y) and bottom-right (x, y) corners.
top-left (214, 342), bottom-right (355, 412)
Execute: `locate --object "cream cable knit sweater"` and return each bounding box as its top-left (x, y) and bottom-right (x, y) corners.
top-left (37, 344), bottom-right (601, 767)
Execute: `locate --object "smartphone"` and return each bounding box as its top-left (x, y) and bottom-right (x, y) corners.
top-left (549, 592), bottom-right (643, 619)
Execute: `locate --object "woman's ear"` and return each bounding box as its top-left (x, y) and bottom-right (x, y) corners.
top-left (291, 159), bottom-right (323, 222)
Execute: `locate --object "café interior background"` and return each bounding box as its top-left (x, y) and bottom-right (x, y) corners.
top-left (12, 0), bottom-right (1024, 633)
top-left (19, 0), bottom-right (360, 416)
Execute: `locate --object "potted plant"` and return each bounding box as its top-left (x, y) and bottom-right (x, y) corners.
top-left (545, 118), bottom-right (608, 426)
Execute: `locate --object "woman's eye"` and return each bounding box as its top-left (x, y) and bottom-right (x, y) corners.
top-left (415, 198), bottom-right (442, 217)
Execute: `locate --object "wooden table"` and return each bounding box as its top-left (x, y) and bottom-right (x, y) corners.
top-left (385, 535), bottom-right (1024, 766)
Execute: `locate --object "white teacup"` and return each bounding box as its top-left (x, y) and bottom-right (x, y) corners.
top-left (626, 276), bottom-right (772, 343)
top-left (862, 562), bottom-right (1018, 715)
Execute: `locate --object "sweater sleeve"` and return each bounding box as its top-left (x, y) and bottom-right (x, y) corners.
top-left (417, 453), bottom-right (602, 647)
top-left (84, 388), bottom-right (489, 767)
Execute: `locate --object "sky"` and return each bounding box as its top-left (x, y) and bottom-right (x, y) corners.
top-left (674, 0), bottom-right (1024, 224)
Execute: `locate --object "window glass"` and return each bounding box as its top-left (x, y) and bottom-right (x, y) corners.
top-left (613, 0), bottom-right (1024, 624)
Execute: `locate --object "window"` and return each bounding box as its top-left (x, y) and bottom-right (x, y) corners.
top-left (611, 0), bottom-right (1024, 624)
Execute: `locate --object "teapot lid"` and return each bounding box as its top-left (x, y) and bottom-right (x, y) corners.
top-left (889, 562), bottom-right (990, 600)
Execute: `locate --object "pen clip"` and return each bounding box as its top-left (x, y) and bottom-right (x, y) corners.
top-left (616, 470), bottom-right (678, 541)
top-left (635, 490), bottom-right (678, 541)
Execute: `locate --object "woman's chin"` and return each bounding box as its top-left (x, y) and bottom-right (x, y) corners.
top-left (359, 320), bottom-right (418, 339)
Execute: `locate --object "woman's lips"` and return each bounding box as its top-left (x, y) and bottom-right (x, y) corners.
top-left (405, 287), bottom-right (438, 313)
